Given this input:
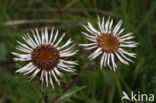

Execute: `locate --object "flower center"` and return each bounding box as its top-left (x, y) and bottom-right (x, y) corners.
top-left (31, 45), bottom-right (60, 71)
top-left (97, 34), bottom-right (119, 53)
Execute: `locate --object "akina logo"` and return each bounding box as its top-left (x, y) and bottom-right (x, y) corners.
top-left (121, 91), bottom-right (155, 102)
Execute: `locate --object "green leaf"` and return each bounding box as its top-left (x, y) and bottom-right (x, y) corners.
top-left (0, 42), bottom-right (7, 60)
top-left (59, 86), bottom-right (86, 102)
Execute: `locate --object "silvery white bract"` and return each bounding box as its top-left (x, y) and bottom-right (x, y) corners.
top-left (12, 27), bottom-right (78, 89)
top-left (80, 17), bottom-right (137, 71)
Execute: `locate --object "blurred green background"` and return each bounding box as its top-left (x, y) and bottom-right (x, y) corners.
top-left (0, 0), bottom-right (156, 103)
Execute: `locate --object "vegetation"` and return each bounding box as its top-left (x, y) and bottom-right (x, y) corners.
top-left (0, 0), bottom-right (156, 103)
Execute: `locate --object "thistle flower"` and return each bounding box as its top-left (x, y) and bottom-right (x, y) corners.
top-left (80, 17), bottom-right (137, 71)
top-left (12, 27), bottom-right (78, 89)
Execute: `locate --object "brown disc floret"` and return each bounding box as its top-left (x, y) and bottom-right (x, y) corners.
top-left (97, 34), bottom-right (120, 53)
top-left (31, 44), bottom-right (60, 71)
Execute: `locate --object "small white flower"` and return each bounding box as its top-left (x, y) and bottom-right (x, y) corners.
top-left (80, 16), bottom-right (137, 71)
top-left (12, 27), bottom-right (78, 89)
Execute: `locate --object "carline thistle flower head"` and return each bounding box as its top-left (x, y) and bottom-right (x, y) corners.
top-left (80, 16), bottom-right (137, 71)
top-left (12, 27), bottom-right (78, 89)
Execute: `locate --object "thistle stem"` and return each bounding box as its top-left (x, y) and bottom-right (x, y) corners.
top-left (41, 87), bottom-right (49, 103)
top-left (50, 74), bottom-right (81, 103)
